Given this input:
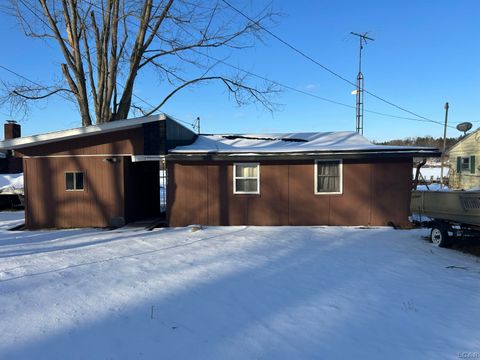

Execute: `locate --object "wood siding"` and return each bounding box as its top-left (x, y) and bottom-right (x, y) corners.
top-left (16, 120), bottom-right (195, 228)
top-left (167, 159), bottom-right (412, 227)
top-left (448, 130), bottom-right (480, 189)
top-left (24, 156), bottom-right (125, 228)
top-left (24, 155), bottom-right (160, 229)
top-left (16, 128), bottom-right (144, 157)
top-left (15, 120), bottom-right (197, 158)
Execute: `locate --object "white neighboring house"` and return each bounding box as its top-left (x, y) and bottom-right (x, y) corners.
top-left (447, 129), bottom-right (480, 189)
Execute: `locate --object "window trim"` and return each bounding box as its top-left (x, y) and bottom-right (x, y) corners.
top-left (233, 162), bottom-right (260, 194)
top-left (65, 171), bottom-right (85, 192)
top-left (314, 159), bottom-right (343, 195)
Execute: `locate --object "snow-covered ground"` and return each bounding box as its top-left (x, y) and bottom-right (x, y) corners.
top-left (0, 211), bottom-right (24, 229)
top-left (1, 213), bottom-right (480, 359)
top-left (413, 167), bottom-right (449, 182)
top-left (416, 183), bottom-right (448, 191)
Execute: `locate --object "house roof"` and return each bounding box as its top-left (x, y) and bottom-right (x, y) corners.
top-left (0, 114), bottom-right (169, 150)
top-left (446, 127), bottom-right (480, 154)
top-left (170, 131), bottom-right (441, 157)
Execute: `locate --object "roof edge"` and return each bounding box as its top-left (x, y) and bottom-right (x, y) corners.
top-left (167, 149), bottom-right (442, 160)
top-left (446, 127), bottom-right (480, 154)
top-left (169, 147), bottom-right (441, 155)
top-left (0, 113), bottom-right (167, 150)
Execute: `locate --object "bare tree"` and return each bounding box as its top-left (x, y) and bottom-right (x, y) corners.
top-left (2, 0), bottom-right (278, 126)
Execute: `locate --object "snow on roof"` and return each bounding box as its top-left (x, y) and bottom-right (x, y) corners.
top-left (0, 114), bottom-right (168, 150)
top-left (0, 173), bottom-right (23, 194)
top-left (170, 131), bottom-right (439, 155)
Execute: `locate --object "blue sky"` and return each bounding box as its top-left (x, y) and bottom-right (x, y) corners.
top-left (1, 0), bottom-right (479, 142)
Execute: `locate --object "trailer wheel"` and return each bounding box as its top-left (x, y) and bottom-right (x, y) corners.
top-left (430, 224), bottom-right (450, 247)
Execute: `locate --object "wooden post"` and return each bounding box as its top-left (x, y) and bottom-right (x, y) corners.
top-left (440, 102), bottom-right (449, 187)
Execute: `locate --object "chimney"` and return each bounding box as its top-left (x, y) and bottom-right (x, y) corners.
top-left (4, 120), bottom-right (21, 140)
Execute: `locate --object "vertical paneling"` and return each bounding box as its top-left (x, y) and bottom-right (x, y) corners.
top-left (16, 127), bottom-right (145, 157)
top-left (288, 161), bottom-right (330, 225)
top-left (246, 163), bottom-right (288, 225)
top-left (206, 165), bottom-right (221, 225)
top-left (25, 156), bottom-right (126, 229)
top-left (371, 159), bottom-right (411, 226)
top-left (168, 162), bottom-right (207, 226)
top-left (227, 163), bottom-right (247, 225)
top-left (168, 158), bottom-right (413, 227)
top-left (329, 162), bottom-right (372, 226)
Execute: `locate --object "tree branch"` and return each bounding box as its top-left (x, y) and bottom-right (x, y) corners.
top-left (5, 0), bottom-right (280, 125)
top-left (146, 75), bottom-right (278, 116)
top-left (12, 87), bottom-right (74, 100)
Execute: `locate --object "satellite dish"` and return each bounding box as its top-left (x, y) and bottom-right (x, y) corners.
top-left (456, 122), bottom-right (473, 135)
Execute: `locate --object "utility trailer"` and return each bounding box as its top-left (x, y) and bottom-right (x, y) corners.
top-left (411, 190), bottom-right (480, 247)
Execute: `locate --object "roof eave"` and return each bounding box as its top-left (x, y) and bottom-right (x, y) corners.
top-left (0, 114), bottom-right (167, 150)
top-left (167, 149), bottom-right (442, 161)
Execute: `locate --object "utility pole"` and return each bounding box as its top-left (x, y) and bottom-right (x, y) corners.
top-left (351, 32), bottom-right (374, 135)
top-left (440, 102), bottom-right (449, 187)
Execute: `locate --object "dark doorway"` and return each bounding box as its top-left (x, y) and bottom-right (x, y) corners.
top-left (124, 158), bottom-right (161, 224)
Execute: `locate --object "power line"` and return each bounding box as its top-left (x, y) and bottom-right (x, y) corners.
top-left (220, 0), bottom-right (442, 126)
top-left (6, 1), bottom-right (454, 130)
top-left (0, 50), bottom-right (450, 129)
top-left (0, 64), bottom-right (73, 103)
top-left (0, 62), bottom-right (196, 128)
top-left (81, 0), bottom-right (359, 127)
top-left (4, 0), bottom-right (195, 128)
top-left (163, 16), bottom-right (452, 128)
top-left (73, 0), bottom-right (354, 126)
top-left (77, 0), bottom-right (451, 128)
top-left (222, 0), bottom-right (356, 87)
top-left (186, 49), bottom-right (455, 128)
top-left (14, 0), bottom-right (161, 116)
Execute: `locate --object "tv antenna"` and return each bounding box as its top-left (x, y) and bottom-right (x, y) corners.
top-left (351, 32), bottom-right (374, 135)
top-left (193, 116), bottom-right (201, 134)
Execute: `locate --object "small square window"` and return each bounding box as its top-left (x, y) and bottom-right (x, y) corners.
top-left (315, 160), bottom-right (342, 194)
top-left (65, 172), bottom-right (84, 191)
top-left (234, 163), bottom-right (260, 194)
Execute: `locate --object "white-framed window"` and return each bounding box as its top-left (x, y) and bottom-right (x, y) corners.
top-left (315, 160), bottom-right (343, 195)
top-left (65, 172), bottom-right (85, 191)
top-left (233, 163), bottom-right (260, 194)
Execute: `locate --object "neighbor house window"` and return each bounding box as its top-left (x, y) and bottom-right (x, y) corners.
top-left (461, 157), bottom-right (470, 172)
top-left (65, 172), bottom-right (84, 191)
top-left (234, 163), bottom-right (260, 194)
top-left (315, 160), bottom-right (342, 194)
top-left (458, 156), bottom-right (476, 174)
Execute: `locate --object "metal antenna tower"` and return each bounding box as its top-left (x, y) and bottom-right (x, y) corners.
top-left (193, 116), bottom-right (201, 134)
top-left (350, 32), bottom-right (374, 135)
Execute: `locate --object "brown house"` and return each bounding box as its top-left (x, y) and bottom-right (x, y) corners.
top-left (167, 132), bottom-right (440, 227)
top-left (0, 115), bottom-right (440, 229)
top-left (0, 114), bottom-right (196, 229)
